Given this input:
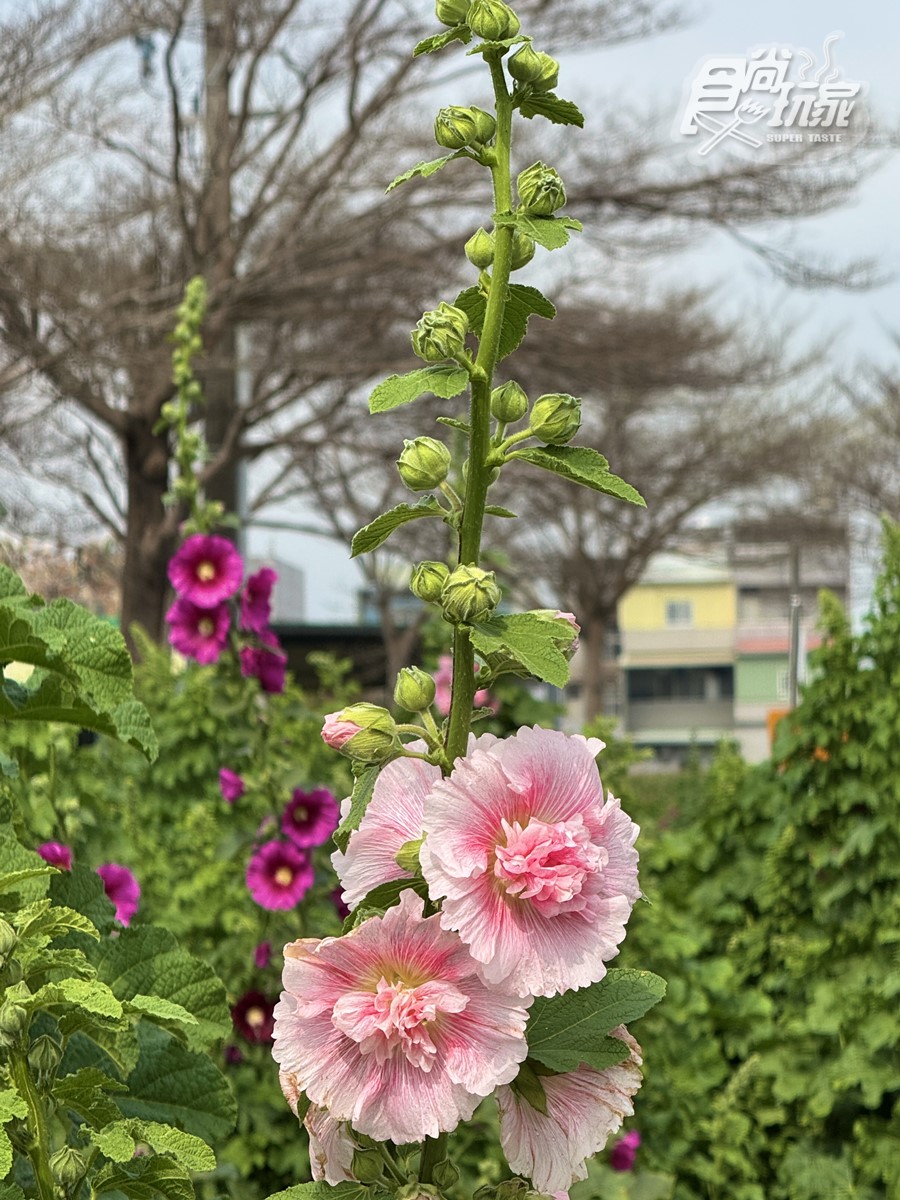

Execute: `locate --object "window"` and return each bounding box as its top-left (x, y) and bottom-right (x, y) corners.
top-left (776, 668), bottom-right (789, 701)
top-left (665, 599), bottom-right (693, 627)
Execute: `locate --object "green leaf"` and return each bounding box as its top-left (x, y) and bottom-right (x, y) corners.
top-left (517, 92), bottom-right (585, 128)
top-left (341, 877), bottom-right (428, 931)
top-left (53, 1068), bottom-right (126, 1129)
top-left (413, 25), bottom-right (471, 57)
top-left (89, 1120), bottom-right (215, 1171)
top-left (508, 1059), bottom-right (548, 1115)
top-left (0, 565), bottom-right (27, 601)
top-left (0, 830), bottom-right (51, 904)
top-left (0, 1182), bottom-right (25, 1200)
top-left (93, 1154), bottom-right (196, 1200)
top-left (526, 969), bottom-right (667, 1072)
top-left (435, 416), bottom-right (471, 433)
top-left (124, 995), bottom-right (198, 1029)
top-left (467, 35), bottom-right (528, 56)
top-left (496, 212), bottom-right (582, 252)
top-left (0, 867), bottom-right (55, 894)
top-left (13, 899), bottom-right (100, 943)
top-left (0, 677), bottom-right (157, 761)
top-left (470, 613), bottom-right (574, 689)
top-left (350, 498), bottom-right (445, 559)
top-left (454, 283), bottom-right (555, 361)
top-left (0, 1088), bottom-right (27, 1123)
top-left (266, 1184), bottom-right (389, 1200)
top-left (386, 152), bottom-right (465, 193)
top-left (0, 1128), bottom-right (11, 1182)
top-left (369, 366), bottom-right (470, 414)
top-left (484, 505), bottom-right (518, 518)
top-left (29, 978), bottom-right (125, 1024)
top-left (50, 866), bottom-right (116, 937)
top-left (333, 763), bottom-right (380, 854)
top-left (511, 446), bottom-right (646, 505)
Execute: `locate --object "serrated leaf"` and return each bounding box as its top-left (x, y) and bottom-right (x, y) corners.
top-left (386, 152), bottom-right (463, 193)
top-left (517, 92), bottom-right (585, 128)
top-left (526, 969), bottom-right (666, 1072)
top-left (466, 35), bottom-right (527, 55)
top-left (369, 366), bottom-right (470, 414)
top-left (267, 1184), bottom-right (389, 1200)
top-left (0, 1181), bottom-right (25, 1200)
top-left (19, 946), bottom-right (96, 982)
top-left (124, 995), bottom-right (198, 1029)
top-left (0, 566), bottom-right (27, 601)
top-left (29, 978), bottom-right (125, 1023)
top-left (435, 416), bottom-right (470, 433)
top-left (511, 446), bottom-right (645, 505)
top-left (0, 1127), bottom-right (11, 1182)
top-left (454, 283), bottom-right (555, 360)
top-left (14, 900), bottom-right (99, 943)
top-left (90, 1120), bottom-right (215, 1171)
top-left (53, 1068), bottom-right (126, 1128)
top-left (484, 506), bottom-right (518, 518)
top-left (333, 764), bottom-right (380, 854)
top-left (0, 830), bottom-right (50, 904)
top-left (0, 1089), bottom-right (27, 1123)
top-left (342, 877), bottom-right (428, 929)
top-left (50, 866), bottom-right (116, 937)
top-left (350, 498), bottom-right (445, 559)
top-left (470, 613), bottom-right (573, 688)
top-left (0, 867), bottom-right (54, 894)
top-left (413, 25), bottom-right (471, 57)
top-left (497, 212), bottom-right (582, 251)
top-left (93, 1154), bottom-right (195, 1200)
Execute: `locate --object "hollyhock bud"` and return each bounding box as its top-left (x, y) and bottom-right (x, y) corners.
top-left (28, 1034), bottom-right (62, 1078)
top-left (465, 227), bottom-right (495, 269)
top-left (517, 161), bottom-right (567, 216)
top-left (411, 301), bottom-right (469, 362)
top-left (467, 0), bottom-right (520, 40)
top-left (397, 436), bottom-right (451, 492)
top-left (434, 105), bottom-right (478, 150)
top-left (530, 393), bottom-right (581, 444)
top-left (529, 50), bottom-right (560, 92)
top-left (509, 45), bottom-right (559, 91)
top-left (469, 106), bottom-right (497, 144)
top-left (0, 999), bottom-right (27, 1045)
top-left (351, 1148), bottom-right (384, 1184)
top-left (491, 379), bottom-right (529, 423)
top-left (441, 564), bottom-right (501, 625)
top-left (0, 918), bottom-right (16, 961)
top-left (50, 1148), bottom-right (85, 1188)
top-left (410, 560), bottom-right (450, 603)
top-left (510, 229), bottom-right (536, 270)
top-left (322, 703), bottom-right (400, 764)
top-left (436, 0), bottom-right (470, 25)
top-left (394, 666), bottom-right (437, 712)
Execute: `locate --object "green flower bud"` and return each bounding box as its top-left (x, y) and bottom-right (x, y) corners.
top-left (467, 0), bottom-right (520, 40)
top-left (395, 836), bottom-right (425, 874)
top-left (323, 703), bottom-right (400, 764)
top-left (351, 1148), bottom-right (384, 1184)
top-left (530, 392), bottom-right (581, 444)
top-left (491, 380), bottom-right (528, 423)
top-left (530, 50), bottom-right (560, 92)
top-left (469, 106), bottom-right (497, 144)
top-left (510, 229), bottom-right (536, 270)
top-left (397, 436), bottom-right (451, 492)
top-left (0, 918), bottom-right (16, 961)
top-left (28, 1034), bottom-right (62, 1079)
top-left (411, 301), bottom-right (469, 363)
top-left (507, 43), bottom-right (543, 82)
top-left (517, 160), bottom-right (567, 216)
top-left (394, 666), bottom-right (437, 713)
top-left (436, 0), bottom-right (470, 25)
top-left (432, 1159), bottom-right (461, 1189)
top-left (49, 1147), bottom-right (85, 1189)
top-left (465, 227), bottom-right (495, 269)
top-left (0, 999), bottom-right (28, 1043)
top-left (441, 565), bottom-right (502, 625)
top-left (410, 561), bottom-right (450, 603)
top-left (434, 105), bottom-right (480, 150)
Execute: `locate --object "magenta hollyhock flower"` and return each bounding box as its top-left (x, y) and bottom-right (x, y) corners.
top-left (331, 888), bottom-right (350, 921)
top-left (609, 1129), bottom-right (642, 1172)
top-left (231, 990), bottom-right (276, 1043)
top-left (96, 863), bottom-right (140, 926)
top-left (433, 654), bottom-right (495, 717)
top-left (497, 1026), bottom-right (643, 1194)
top-left (419, 725), bottom-right (640, 998)
top-left (166, 597), bottom-right (230, 665)
top-left (246, 840), bottom-right (313, 910)
top-left (272, 890), bottom-right (531, 1145)
top-left (240, 567), bottom-right (278, 635)
top-left (281, 788), bottom-right (339, 850)
top-left (37, 842), bottom-right (72, 871)
top-left (254, 941), bottom-right (272, 969)
top-left (219, 768), bottom-right (245, 804)
top-left (167, 534), bottom-right (243, 608)
top-left (224, 1044), bottom-right (244, 1066)
top-left (239, 630), bottom-right (287, 694)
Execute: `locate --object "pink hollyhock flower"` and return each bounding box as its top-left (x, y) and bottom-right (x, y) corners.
top-left (219, 767), bottom-right (245, 804)
top-left (246, 840), bottom-right (314, 910)
top-left (239, 630), bottom-right (287, 694)
top-left (240, 567), bottom-right (278, 635)
top-left (167, 597), bottom-right (230, 665)
top-left (281, 788), bottom-right (339, 849)
top-left (254, 941), bottom-right (272, 969)
top-left (231, 989), bottom-right (276, 1043)
top-left (321, 712), bottom-right (362, 750)
top-left (609, 1128), bottom-right (641, 1171)
top-left (497, 1026), bottom-right (643, 1194)
top-left (96, 863), bottom-right (140, 926)
top-left (37, 842), bottom-right (72, 871)
top-left (419, 725), bottom-right (639, 998)
top-left (433, 654), bottom-right (495, 716)
top-left (167, 534), bottom-right (243, 608)
top-left (272, 890), bottom-right (531, 1145)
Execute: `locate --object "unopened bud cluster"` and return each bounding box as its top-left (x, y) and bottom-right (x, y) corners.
top-left (517, 161), bottom-right (567, 216)
top-left (441, 565), bottom-right (501, 625)
top-left (435, 105), bottom-right (496, 150)
top-left (411, 302), bottom-right (469, 363)
top-left (508, 44), bottom-right (559, 91)
top-left (530, 393), bottom-right (581, 443)
top-left (465, 227), bottom-right (535, 272)
top-left (397, 437), bottom-right (451, 491)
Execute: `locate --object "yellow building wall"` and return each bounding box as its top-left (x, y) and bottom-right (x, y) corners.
top-left (619, 582), bottom-right (736, 631)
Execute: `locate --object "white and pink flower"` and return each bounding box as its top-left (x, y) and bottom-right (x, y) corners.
top-left (272, 890), bottom-right (531, 1145)
top-left (496, 1026), bottom-right (643, 1194)
top-left (419, 725), bottom-right (640, 998)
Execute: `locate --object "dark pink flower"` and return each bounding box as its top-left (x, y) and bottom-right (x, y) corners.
top-left (281, 788), bottom-right (339, 849)
top-left (240, 567), bottom-right (278, 635)
top-left (331, 887), bottom-right (350, 922)
top-left (96, 863), bottom-right (140, 926)
top-left (246, 840), bottom-right (314, 910)
top-left (37, 842), bottom-right (72, 871)
top-left (167, 534), bottom-right (243, 608)
top-left (254, 941), bottom-right (272, 969)
top-left (231, 989), bottom-right (276, 1043)
top-left (610, 1129), bottom-right (641, 1172)
top-left (239, 630), bottom-right (287, 694)
top-left (219, 768), bottom-right (245, 804)
top-left (224, 1044), bottom-right (244, 1066)
top-left (433, 654), bottom-right (496, 716)
top-left (166, 597), bottom-right (230, 665)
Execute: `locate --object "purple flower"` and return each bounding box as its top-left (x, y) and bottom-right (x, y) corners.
top-left (609, 1130), bottom-right (641, 1172)
top-left (240, 568), bottom-right (278, 635)
top-left (239, 631), bottom-right (287, 694)
top-left (331, 887), bottom-right (350, 922)
top-left (246, 841), bottom-right (313, 910)
top-left (219, 768), bottom-right (245, 804)
top-left (224, 1044), bottom-right (244, 1066)
top-left (96, 864), bottom-right (140, 926)
top-left (231, 990), bottom-right (276, 1043)
top-left (281, 788), bottom-right (339, 849)
top-left (253, 941), bottom-right (272, 969)
top-left (166, 597), bottom-right (230, 665)
top-left (167, 534), bottom-right (243, 608)
top-left (37, 842), bottom-right (72, 871)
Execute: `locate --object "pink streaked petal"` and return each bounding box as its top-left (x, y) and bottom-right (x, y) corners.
top-left (489, 726), bottom-right (606, 824)
top-left (304, 1104), bottom-right (359, 1184)
top-left (596, 794), bottom-right (641, 905)
top-left (422, 750), bottom-right (521, 876)
top-left (438, 986), bottom-right (531, 1095)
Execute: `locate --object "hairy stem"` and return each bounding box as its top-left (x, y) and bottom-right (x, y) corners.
top-left (419, 1129), bottom-right (449, 1185)
top-left (10, 1050), bottom-right (56, 1200)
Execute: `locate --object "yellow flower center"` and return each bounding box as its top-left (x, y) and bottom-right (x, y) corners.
top-left (274, 867), bottom-right (293, 887)
top-left (197, 561), bottom-right (216, 581)
top-left (246, 1006), bottom-right (266, 1028)
top-left (198, 618), bottom-right (215, 636)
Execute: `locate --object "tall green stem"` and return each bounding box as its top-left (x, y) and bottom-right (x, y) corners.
top-left (10, 1050), bottom-right (56, 1200)
top-left (445, 53), bottom-right (515, 768)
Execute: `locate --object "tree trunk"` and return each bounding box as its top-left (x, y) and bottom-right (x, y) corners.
top-left (581, 613), bottom-right (610, 725)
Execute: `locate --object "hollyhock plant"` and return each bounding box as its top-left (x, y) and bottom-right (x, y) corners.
top-left (281, 787), bottom-right (339, 849)
top-left (219, 767), bottom-right (245, 804)
top-left (232, 989), bottom-right (276, 1043)
top-left (254, 941), bottom-right (272, 969)
top-left (246, 840), bottom-right (314, 910)
top-left (272, 890), bottom-right (531, 1145)
top-left (304, 1102), bottom-right (361, 1185)
top-left (420, 725), bottom-right (640, 998)
top-left (36, 841), bottom-right (72, 871)
top-left (239, 630), bottom-right (288, 694)
top-left (609, 1128), bottom-right (641, 1171)
top-left (166, 596), bottom-right (230, 665)
top-left (167, 533), bottom-right (243, 608)
top-left (240, 566), bottom-right (278, 634)
top-left (496, 1026), bottom-right (643, 1194)
top-left (96, 863), bottom-right (141, 926)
